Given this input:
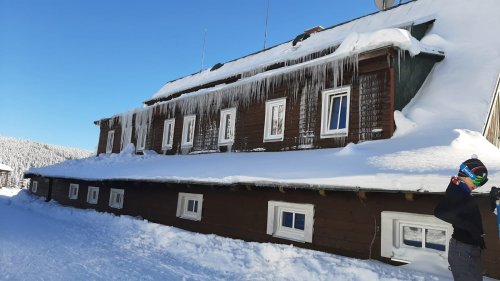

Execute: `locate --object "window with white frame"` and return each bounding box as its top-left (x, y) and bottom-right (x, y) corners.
top-left (106, 130), bottom-right (115, 153)
top-left (162, 118), bottom-right (175, 150)
top-left (218, 108), bottom-right (236, 145)
top-left (87, 186), bottom-right (99, 204)
top-left (136, 126), bottom-right (147, 151)
top-left (68, 183), bottom-right (79, 200)
top-left (320, 86), bottom-right (350, 138)
top-left (32, 181), bottom-right (38, 193)
top-left (176, 192), bottom-right (203, 221)
top-left (267, 201), bottom-right (314, 243)
top-left (381, 211), bottom-right (453, 263)
top-left (109, 188), bottom-right (124, 209)
top-left (181, 115), bottom-right (196, 147)
top-left (263, 98), bottom-right (286, 142)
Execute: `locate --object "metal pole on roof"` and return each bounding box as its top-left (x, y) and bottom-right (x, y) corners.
top-left (263, 0), bottom-right (270, 49)
top-left (201, 28), bottom-right (207, 72)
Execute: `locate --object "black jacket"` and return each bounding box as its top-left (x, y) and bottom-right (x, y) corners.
top-left (434, 177), bottom-right (485, 249)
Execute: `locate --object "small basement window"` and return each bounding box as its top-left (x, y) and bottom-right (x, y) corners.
top-left (320, 86), bottom-right (350, 138)
top-left (106, 130), bottom-right (115, 153)
top-left (218, 108), bottom-right (236, 145)
top-left (263, 98), bottom-right (286, 142)
top-left (162, 118), bottom-right (175, 150)
top-left (32, 181), bottom-right (38, 193)
top-left (267, 201), bottom-right (314, 243)
top-left (381, 211), bottom-right (453, 263)
top-left (176, 192), bottom-right (203, 221)
top-left (109, 188), bottom-right (124, 209)
top-left (68, 183), bottom-right (79, 200)
top-left (181, 115), bottom-right (196, 148)
top-left (87, 186), bottom-right (99, 204)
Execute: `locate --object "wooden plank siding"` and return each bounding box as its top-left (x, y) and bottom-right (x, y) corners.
top-left (28, 175), bottom-right (500, 279)
top-left (96, 48), bottom-right (396, 155)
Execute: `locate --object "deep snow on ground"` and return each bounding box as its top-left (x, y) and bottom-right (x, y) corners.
top-left (2, 187), bottom-right (497, 281)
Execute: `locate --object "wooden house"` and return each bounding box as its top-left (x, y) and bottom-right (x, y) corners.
top-left (0, 163), bottom-right (13, 188)
top-left (25, 0), bottom-right (500, 279)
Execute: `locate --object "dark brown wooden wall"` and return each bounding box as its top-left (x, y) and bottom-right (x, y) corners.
top-left (28, 176), bottom-right (500, 279)
top-left (96, 49), bottom-right (395, 155)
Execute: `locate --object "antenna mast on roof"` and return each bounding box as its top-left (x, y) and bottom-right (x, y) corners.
top-left (201, 28), bottom-right (207, 72)
top-left (263, 0), bottom-right (270, 49)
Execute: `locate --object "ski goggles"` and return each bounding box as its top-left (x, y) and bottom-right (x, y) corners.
top-left (460, 163), bottom-right (488, 186)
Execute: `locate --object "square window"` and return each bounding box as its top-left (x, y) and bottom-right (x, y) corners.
top-left (381, 211), bottom-right (452, 263)
top-left (181, 115), bottom-right (196, 148)
top-left (109, 188), bottom-right (124, 209)
top-left (267, 201), bottom-right (314, 243)
top-left (263, 98), bottom-right (286, 142)
top-left (176, 192), bottom-right (203, 221)
top-left (106, 130), bottom-right (115, 153)
top-left (32, 181), bottom-right (38, 193)
top-left (68, 183), bottom-right (79, 200)
top-left (320, 86), bottom-right (350, 138)
top-left (87, 186), bottom-right (99, 204)
top-left (162, 118), bottom-right (175, 150)
top-left (218, 108), bottom-right (236, 145)
top-left (136, 126), bottom-right (147, 151)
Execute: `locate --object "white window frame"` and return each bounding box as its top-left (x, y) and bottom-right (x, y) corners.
top-left (218, 108), bottom-right (237, 145)
top-left (320, 86), bottom-right (350, 138)
top-left (176, 192), bottom-right (203, 221)
top-left (68, 183), bottom-right (79, 200)
top-left (181, 115), bottom-right (196, 148)
top-left (109, 188), bottom-right (125, 209)
top-left (87, 186), bottom-right (99, 204)
top-left (263, 98), bottom-right (286, 142)
top-left (162, 118), bottom-right (176, 150)
top-left (32, 181), bottom-right (38, 193)
top-left (267, 201), bottom-right (314, 243)
top-left (381, 211), bottom-right (453, 263)
top-left (136, 126), bottom-right (147, 152)
top-left (106, 130), bottom-right (115, 153)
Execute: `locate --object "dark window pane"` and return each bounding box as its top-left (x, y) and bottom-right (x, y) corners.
top-left (187, 200), bottom-right (195, 212)
top-left (402, 226), bottom-right (423, 248)
top-left (339, 96), bottom-right (347, 129)
top-left (329, 96), bottom-right (341, 130)
top-left (282, 212), bottom-right (293, 228)
top-left (425, 229), bottom-right (446, 251)
top-left (294, 213), bottom-right (305, 230)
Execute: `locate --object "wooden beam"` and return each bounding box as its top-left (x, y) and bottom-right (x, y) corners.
top-left (404, 192), bottom-right (414, 201)
top-left (278, 186), bottom-right (286, 193)
top-left (357, 191), bottom-right (368, 202)
top-left (318, 189), bottom-right (326, 197)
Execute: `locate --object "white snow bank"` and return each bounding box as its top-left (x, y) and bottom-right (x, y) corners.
top-left (27, 127), bottom-right (500, 193)
top-left (4, 188), bottom-right (494, 281)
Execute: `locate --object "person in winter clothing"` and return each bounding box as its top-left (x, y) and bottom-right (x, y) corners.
top-left (434, 155), bottom-right (488, 281)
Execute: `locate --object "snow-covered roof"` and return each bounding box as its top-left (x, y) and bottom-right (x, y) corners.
top-left (0, 163), bottom-right (13, 172)
top-left (29, 0), bottom-right (500, 193)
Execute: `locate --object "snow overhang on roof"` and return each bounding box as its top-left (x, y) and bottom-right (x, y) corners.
top-left (0, 163), bottom-right (13, 172)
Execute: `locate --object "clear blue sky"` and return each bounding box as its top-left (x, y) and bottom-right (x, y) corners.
top-left (0, 0), bottom-right (383, 151)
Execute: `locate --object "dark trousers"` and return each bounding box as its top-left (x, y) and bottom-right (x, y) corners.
top-left (448, 238), bottom-right (483, 281)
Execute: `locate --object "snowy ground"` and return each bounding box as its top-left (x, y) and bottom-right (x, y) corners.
top-left (2, 188), bottom-right (497, 281)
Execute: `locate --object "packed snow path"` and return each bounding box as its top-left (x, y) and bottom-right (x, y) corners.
top-left (0, 188), bottom-right (496, 281)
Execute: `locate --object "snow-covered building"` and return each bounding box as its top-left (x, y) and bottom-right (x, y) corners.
top-left (26, 0), bottom-right (500, 278)
top-left (0, 162), bottom-right (13, 188)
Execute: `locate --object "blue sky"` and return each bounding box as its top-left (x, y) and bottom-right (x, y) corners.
top-left (0, 0), bottom-right (383, 151)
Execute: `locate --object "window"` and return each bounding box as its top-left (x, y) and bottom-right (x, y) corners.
top-left (181, 115), bottom-right (196, 147)
top-left (106, 130), bottom-right (115, 153)
top-left (68, 183), bottom-right (79, 200)
top-left (218, 108), bottom-right (236, 145)
top-left (266, 201), bottom-right (314, 243)
top-left (109, 188), bottom-right (124, 209)
top-left (162, 118), bottom-right (175, 150)
top-left (381, 211), bottom-right (453, 263)
top-left (136, 126), bottom-right (147, 151)
top-left (32, 181), bottom-right (38, 193)
top-left (87, 186), bottom-right (99, 204)
top-left (264, 98), bottom-right (286, 142)
top-left (176, 192), bottom-right (203, 221)
top-left (320, 86), bottom-right (350, 138)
